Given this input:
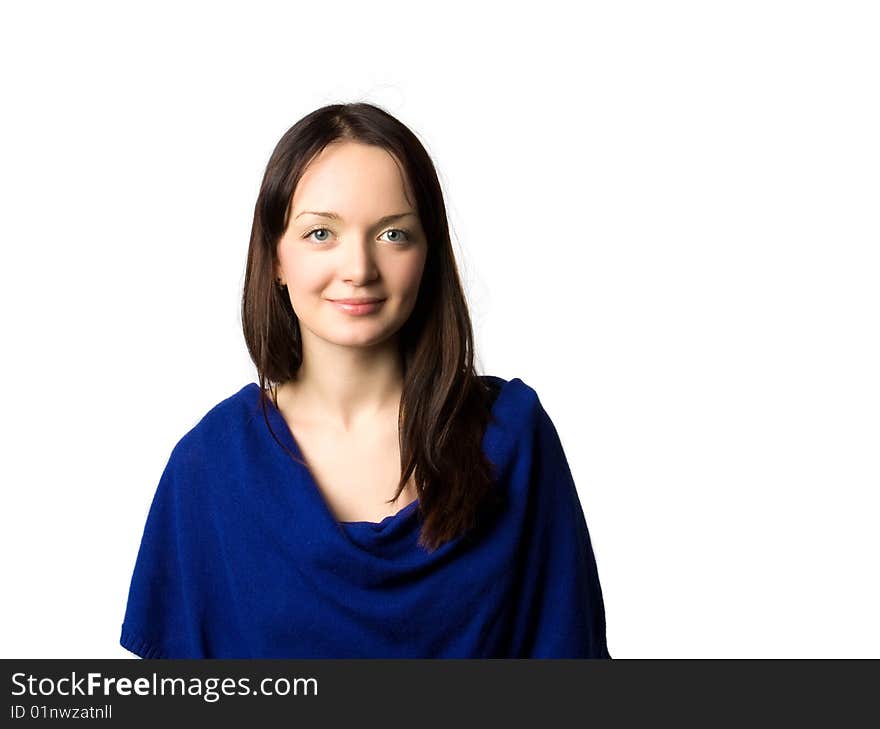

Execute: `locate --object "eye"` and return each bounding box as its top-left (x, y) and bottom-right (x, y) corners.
top-left (303, 227), bottom-right (332, 243)
top-left (380, 228), bottom-right (412, 244)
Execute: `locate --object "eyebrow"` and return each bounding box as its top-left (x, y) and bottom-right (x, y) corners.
top-left (294, 210), bottom-right (417, 226)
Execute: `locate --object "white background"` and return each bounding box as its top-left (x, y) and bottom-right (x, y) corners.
top-left (1, 0), bottom-right (877, 658)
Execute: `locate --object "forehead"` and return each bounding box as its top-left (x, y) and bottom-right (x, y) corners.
top-left (290, 141), bottom-right (415, 218)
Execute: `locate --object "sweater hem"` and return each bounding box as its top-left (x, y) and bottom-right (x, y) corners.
top-left (120, 624), bottom-right (167, 659)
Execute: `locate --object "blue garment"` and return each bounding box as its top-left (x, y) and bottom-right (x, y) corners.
top-left (120, 376), bottom-right (611, 658)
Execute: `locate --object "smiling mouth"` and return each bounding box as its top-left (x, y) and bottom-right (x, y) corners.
top-left (328, 299), bottom-right (386, 315)
top-left (328, 297), bottom-right (386, 304)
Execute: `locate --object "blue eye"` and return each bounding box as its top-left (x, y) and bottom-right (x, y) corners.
top-left (380, 228), bottom-right (412, 244)
top-left (304, 227), bottom-right (331, 243)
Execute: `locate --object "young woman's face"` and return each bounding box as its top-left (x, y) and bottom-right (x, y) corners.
top-left (276, 141), bottom-right (428, 349)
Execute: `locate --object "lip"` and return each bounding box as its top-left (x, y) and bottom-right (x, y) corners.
top-left (328, 298), bottom-right (386, 316)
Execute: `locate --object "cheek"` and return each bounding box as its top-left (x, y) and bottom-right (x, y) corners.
top-left (391, 251), bottom-right (427, 292)
top-left (284, 251), bottom-right (329, 292)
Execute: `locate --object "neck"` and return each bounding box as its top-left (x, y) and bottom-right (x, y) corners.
top-left (281, 333), bottom-right (404, 432)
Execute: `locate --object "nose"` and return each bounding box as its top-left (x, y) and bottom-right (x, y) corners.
top-left (340, 235), bottom-right (379, 285)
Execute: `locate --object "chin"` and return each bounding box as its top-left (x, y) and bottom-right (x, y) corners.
top-left (329, 325), bottom-right (403, 348)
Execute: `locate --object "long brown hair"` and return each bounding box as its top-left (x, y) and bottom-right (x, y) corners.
top-left (241, 102), bottom-right (504, 552)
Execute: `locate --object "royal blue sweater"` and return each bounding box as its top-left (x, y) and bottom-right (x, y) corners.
top-left (120, 376), bottom-right (611, 658)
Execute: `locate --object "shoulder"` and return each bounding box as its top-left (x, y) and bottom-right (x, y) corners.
top-left (479, 374), bottom-right (541, 425)
top-left (477, 374), bottom-right (549, 463)
top-left (166, 382), bottom-right (262, 471)
top-left (477, 375), bottom-right (575, 510)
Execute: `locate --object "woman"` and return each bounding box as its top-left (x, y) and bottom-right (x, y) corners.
top-left (120, 102), bottom-right (611, 658)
